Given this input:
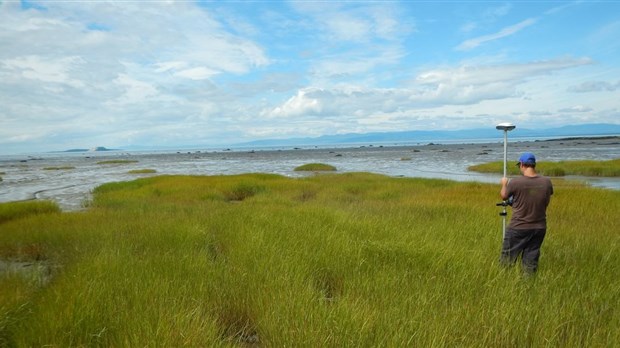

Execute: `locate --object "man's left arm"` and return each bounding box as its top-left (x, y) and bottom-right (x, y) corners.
top-left (500, 177), bottom-right (510, 200)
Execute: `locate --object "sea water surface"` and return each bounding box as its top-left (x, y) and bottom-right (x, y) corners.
top-left (1, 137), bottom-right (618, 211)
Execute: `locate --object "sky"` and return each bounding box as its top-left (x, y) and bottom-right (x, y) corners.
top-left (1, 0), bottom-right (620, 154)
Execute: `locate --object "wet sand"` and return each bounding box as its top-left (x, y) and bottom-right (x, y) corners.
top-left (1, 137), bottom-right (618, 211)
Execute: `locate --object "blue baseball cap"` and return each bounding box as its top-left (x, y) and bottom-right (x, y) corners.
top-left (516, 152), bottom-right (536, 166)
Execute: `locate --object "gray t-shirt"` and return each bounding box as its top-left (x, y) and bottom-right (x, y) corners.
top-left (507, 175), bottom-right (553, 229)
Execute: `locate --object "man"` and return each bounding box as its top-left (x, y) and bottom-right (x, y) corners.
top-left (500, 152), bottom-right (553, 274)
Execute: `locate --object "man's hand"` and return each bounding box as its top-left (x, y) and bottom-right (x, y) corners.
top-left (500, 177), bottom-right (509, 200)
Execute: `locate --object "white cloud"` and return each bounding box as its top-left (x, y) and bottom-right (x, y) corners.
top-left (261, 57), bottom-right (598, 134)
top-left (559, 105), bottom-right (593, 113)
top-left (2, 55), bottom-right (85, 88)
top-left (568, 80), bottom-right (620, 93)
top-left (460, 22), bottom-right (477, 33)
top-left (174, 67), bottom-right (220, 80)
top-left (529, 110), bottom-right (552, 116)
top-left (106, 74), bottom-right (159, 106)
top-left (371, 7), bottom-right (404, 39)
top-left (0, 1), bottom-right (271, 151)
top-left (324, 12), bottom-right (371, 42)
top-left (484, 3), bottom-right (512, 19)
top-left (311, 47), bottom-right (405, 84)
top-left (267, 89), bottom-right (323, 118)
top-left (412, 57), bottom-right (592, 104)
top-left (154, 61), bottom-right (188, 73)
top-left (291, 2), bottom-right (412, 43)
top-left (545, 2), bottom-right (581, 15)
top-left (419, 58), bottom-right (592, 85)
top-left (288, 1), bottom-right (411, 89)
top-left (182, 33), bottom-right (269, 74)
top-left (456, 18), bottom-right (537, 51)
top-left (459, 3), bottom-right (512, 35)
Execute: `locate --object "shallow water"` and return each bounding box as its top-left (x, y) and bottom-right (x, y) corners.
top-left (1, 138), bottom-right (618, 211)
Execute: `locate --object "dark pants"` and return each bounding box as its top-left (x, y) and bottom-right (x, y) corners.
top-left (500, 228), bottom-right (546, 274)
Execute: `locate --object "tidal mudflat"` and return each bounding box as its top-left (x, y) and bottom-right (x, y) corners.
top-left (1, 137), bottom-right (618, 210)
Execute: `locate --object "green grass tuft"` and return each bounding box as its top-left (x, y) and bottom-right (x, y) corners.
top-left (0, 201), bottom-right (60, 224)
top-left (96, 160), bottom-right (139, 165)
top-left (294, 163), bottom-right (337, 171)
top-left (223, 182), bottom-right (266, 201)
top-left (42, 166), bottom-right (75, 170)
top-left (127, 169), bottom-right (157, 174)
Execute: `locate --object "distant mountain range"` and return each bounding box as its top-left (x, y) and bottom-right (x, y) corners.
top-left (237, 123), bottom-right (620, 147)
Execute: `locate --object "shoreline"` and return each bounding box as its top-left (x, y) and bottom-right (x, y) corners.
top-left (1, 135), bottom-right (618, 160)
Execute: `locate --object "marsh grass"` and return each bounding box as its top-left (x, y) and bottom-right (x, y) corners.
top-left (43, 166), bottom-right (75, 170)
top-left (469, 158), bottom-right (620, 177)
top-left (0, 173), bottom-right (619, 346)
top-left (0, 201), bottom-right (60, 225)
top-left (223, 181), bottom-right (267, 201)
top-left (96, 160), bottom-right (139, 165)
top-left (128, 169), bottom-right (157, 174)
top-left (294, 163), bottom-right (337, 171)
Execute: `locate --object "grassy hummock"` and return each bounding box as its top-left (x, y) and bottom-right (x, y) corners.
top-left (294, 163), bottom-right (337, 171)
top-left (43, 166), bottom-right (75, 170)
top-left (128, 169), bottom-right (157, 174)
top-left (468, 158), bottom-right (620, 177)
top-left (0, 173), bottom-right (619, 346)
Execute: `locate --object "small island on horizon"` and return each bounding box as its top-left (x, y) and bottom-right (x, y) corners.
top-left (63, 146), bottom-right (118, 153)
